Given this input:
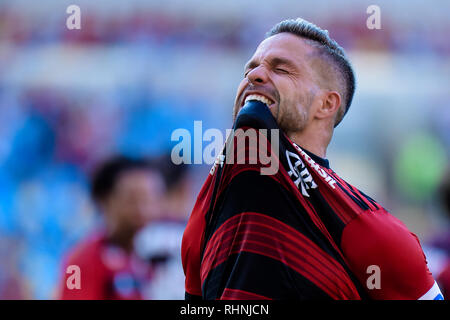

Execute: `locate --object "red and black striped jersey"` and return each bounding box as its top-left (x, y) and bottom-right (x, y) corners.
top-left (181, 100), bottom-right (441, 300)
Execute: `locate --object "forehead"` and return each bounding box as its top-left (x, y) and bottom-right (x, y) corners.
top-left (251, 32), bottom-right (316, 64)
top-left (115, 169), bottom-right (162, 192)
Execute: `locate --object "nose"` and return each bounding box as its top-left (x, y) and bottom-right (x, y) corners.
top-left (246, 65), bottom-right (269, 84)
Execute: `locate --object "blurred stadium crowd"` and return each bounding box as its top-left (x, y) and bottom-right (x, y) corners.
top-left (0, 0), bottom-right (449, 299)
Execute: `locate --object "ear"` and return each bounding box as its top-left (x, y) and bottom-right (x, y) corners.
top-left (315, 90), bottom-right (341, 121)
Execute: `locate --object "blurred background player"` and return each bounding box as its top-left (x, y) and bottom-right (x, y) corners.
top-left (59, 156), bottom-right (165, 299)
top-left (134, 153), bottom-right (193, 299)
top-left (135, 153), bottom-right (194, 300)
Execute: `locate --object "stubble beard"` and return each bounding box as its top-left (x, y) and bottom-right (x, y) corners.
top-left (276, 91), bottom-right (314, 137)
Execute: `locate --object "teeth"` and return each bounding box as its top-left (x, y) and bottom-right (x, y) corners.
top-left (245, 94), bottom-right (273, 106)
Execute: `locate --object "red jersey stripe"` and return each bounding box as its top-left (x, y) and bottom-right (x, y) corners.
top-left (221, 288), bottom-right (272, 300)
top-left (201, 212), bottom-right (360, 299)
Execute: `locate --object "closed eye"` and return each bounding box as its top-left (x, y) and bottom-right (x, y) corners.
top-left (275, 68), bottom-right (289, 74)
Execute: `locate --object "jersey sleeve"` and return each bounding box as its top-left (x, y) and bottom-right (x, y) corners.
top-left (341, 209), bottom-right (441, 300)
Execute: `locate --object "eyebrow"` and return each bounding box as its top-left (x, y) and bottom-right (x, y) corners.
top-left (244, 56), bottom-right (298, 72)
top-left (244, 60), bottom-right (258, 72)
top-left (270, 57), bottom-right (297, 69)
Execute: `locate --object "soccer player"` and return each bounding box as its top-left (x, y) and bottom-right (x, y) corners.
top-left (181, 18), bottom-right (444, 300)
top-left (59, 156), bottom-right (165, 299)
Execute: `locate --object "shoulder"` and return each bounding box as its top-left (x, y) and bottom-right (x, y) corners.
top-left (64, 232), bottom-right (105, 268)
top-left (341, 209), bottom-right (435, 299)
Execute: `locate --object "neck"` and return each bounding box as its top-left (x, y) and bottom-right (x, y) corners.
top-left (288, 122), bottom-right (333, 158)
top-left (105, 224), bottom-right (136, 253)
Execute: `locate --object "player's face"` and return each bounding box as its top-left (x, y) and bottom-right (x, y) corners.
top-left (233, 33), bottom-right (323, 135)
top-left (105, 169), bottom-right (165, 233)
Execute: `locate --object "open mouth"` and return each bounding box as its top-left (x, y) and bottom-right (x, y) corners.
top-left (243, 94), bottom-right (275, 108)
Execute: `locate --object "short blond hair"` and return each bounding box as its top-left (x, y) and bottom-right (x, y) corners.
top-left (266, 18), bottom-right (355, 127)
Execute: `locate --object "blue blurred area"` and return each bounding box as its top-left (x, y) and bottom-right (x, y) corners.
top-left (0, 0), bottom-right (449, 299)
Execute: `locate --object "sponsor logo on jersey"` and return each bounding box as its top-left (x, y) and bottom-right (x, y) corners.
top-left (292, 143), bottom-right (337, 190)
